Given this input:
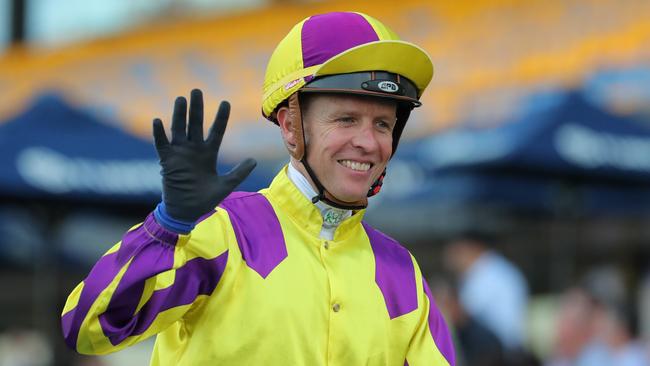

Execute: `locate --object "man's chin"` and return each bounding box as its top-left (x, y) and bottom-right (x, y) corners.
top-left (329, 189), bottom-right (368, 204)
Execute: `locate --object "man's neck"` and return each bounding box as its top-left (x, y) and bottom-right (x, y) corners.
top-left (286, 161), bottom-right (351, 240)
top-left (287, 160), bottom-right (319, 201)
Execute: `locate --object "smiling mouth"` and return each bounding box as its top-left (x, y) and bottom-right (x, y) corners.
top-left (338, 159), bottom-right (373, 172)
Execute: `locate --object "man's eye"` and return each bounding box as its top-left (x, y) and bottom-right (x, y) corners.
top-left (337, 117), bottom-right (355, 123)
top-left (377, 120), bottom-right (393, 130)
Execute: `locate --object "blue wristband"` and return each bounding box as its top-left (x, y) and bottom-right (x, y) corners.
top-left (153, 202), bottom-right (196, 234)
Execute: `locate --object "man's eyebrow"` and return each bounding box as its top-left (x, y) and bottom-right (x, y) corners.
top-left (328, 110), bottom-right (359, 118)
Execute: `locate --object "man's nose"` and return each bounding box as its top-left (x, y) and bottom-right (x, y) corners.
top-left (350, 121), bottom-right (380, 152)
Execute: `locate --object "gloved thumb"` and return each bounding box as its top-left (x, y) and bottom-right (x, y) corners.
top-left (223, 158), bottom-right (257, 188)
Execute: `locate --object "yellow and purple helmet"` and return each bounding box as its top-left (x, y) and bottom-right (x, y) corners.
top-left (263, 11), bottom-right (433, 149)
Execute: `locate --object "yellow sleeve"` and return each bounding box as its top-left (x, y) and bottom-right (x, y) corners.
top-left (405, 264), bottom-right (456, 366)
top-left (60, 210), bottom-right (232, 355)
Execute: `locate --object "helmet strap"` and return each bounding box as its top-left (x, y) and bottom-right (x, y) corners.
top-left (367, 169), bottom-right (386, 196)
top-left (285, 94), bottom-right (305, 160)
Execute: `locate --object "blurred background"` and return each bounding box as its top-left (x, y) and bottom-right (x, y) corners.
top-left (1, 0), bottom-right (650, 365)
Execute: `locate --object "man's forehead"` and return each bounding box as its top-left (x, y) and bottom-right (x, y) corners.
top-left (304, 93), bottom-right (398, 112)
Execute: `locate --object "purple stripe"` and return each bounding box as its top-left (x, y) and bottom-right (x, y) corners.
top-left (423, 278), bottom-right (456, 366)
top-left (219, 192), bottom-right (287, 279)
top-left (62, 251), bottom-right (119, 349)
top-left (301, 12), bottom-right (379, 68)
top-left (363, 222), bottom-right (417, 319)
top-left (98, 242), bottom-right (176, 337)
top-left (61, 309), bottom-right (74, 336)
top-left (100, 251), bottom-right (228, 345)
top-left (61, 213), bottom-right (178, 350)
top-left (101, 210), bottom-right (217, 331)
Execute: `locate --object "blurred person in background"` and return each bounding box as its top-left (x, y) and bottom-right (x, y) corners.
top-left (0, 329), bottom-right (53, 366)
top-left (58, 11), bottom-right (455, 366)
top-left (429, 275), bottom-right (506, 366)
top-left (546, 287), bottom-right (608, 366)
top-left (443, 231), bottom-right (531, 363)
top-left (547, 266), bottom-right (649, 366)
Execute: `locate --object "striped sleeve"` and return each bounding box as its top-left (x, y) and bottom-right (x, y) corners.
top-left (60, 211), bottom-right (229, 355)
top-left (405, 273), bottom-right (456, 366)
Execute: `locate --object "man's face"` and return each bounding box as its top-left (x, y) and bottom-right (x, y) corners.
top-left (301, 94), bottom-right (396, 203)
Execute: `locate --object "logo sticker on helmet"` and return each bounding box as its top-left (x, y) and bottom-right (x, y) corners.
top-left (377, 81), bottom-right (399, 93)
top-left (285, 78), bottom-right (302, 90)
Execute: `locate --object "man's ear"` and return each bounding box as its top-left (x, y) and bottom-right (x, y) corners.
top-left (276, 94), bottom-right (304, 160)
top-left (277, 106), bottom-right (297, 149)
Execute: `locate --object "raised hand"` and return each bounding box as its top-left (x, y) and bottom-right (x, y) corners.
top-left (153, 89), bottom-right (257, 223)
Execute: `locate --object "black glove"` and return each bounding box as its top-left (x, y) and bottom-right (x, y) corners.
top-left (152, 89), bottom-right (257, 223)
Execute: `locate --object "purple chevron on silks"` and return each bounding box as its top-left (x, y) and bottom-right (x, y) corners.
top-left (99, 251), bottom-right (228, 345)
top-left (362, 222), bottom-right (418, 319)
top-left (97, 237), bottom-right (175, 341)
top-left (423, 278), bottom-right (456, 366)
top-left (301, 12), bottom-right (379, 81)
top-left (219, 192), bottom-right (287, 279)
top-left (61, 213), bottom-right (180, 350)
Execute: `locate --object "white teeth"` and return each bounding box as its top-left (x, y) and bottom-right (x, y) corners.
top-left (339, 160), bottom-right (371, 172)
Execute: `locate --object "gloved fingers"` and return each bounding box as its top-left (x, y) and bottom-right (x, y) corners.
top-left (188, 89), bottom-right (204, 142)
top-left (152, 118), bottom-right (170, 152)
top-left (171, 96), bottom-right (188, 144)
top-left (223, 158), bottom-right (257, 188)
top-left (207, 101), bottom-right (231, 151)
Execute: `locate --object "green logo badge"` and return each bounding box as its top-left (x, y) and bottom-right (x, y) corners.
top-left (323, 209), bottom-right (345, 226)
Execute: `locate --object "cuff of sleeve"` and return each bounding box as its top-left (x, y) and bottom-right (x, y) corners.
top-left (153, 202), bottom-right (196, 235)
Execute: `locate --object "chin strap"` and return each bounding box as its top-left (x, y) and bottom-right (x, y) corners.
top-left (368, 170), bottom-right (386, 196)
